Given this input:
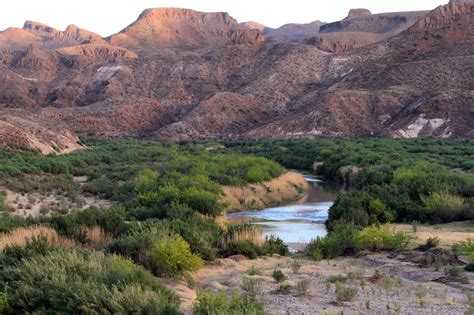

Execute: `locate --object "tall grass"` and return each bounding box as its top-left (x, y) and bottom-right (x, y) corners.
top-left (85, 226), bottom-right (114, 249)
top-left (221, 224), bottom-right (263, 248)
top-left (0, 226), bottom-right (76, 250)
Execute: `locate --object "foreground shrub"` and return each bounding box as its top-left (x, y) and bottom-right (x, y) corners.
top-left (272, 269), bottom-right (286, 283)
top-left (193, 289), bottom-right (265, 315)
top-left (306, 224), bottom-right (358, 260)
top-left (241, 277), bottom-right (263, 298)
top-left (417, 237), bottom-right (440, 252)
top-left (452, 237), bottom-right (474, 257)
top-left (107, 225), bottom-right (166, 264)
top-left (145, 234), bottom-right (203, 277)
top-left (220, 240), bottom-right (262, 259)
top-left (0, 245), bottom-right (179, 313)
top-left (261, 235), bottom-right (289, 256)
top-left (335, 282), bottom-right (358, 304)
top-left (356, 225), bottom-right (414, 252)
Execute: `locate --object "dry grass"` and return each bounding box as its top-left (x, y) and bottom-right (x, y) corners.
top-left (220, 225), bottom-right (264, 249)
top-left (224, 226), bottom-right (264, 247)
top-left (0, 225), bottom-right (113, 251)
top-left (392, 222), bottom-right (474, 247)
top-left (85, 226), bottom-right (114, 249)
top-left (0, 226), bottom-right (77, 251)
top-left (222, 171), bottom-right (308, 212)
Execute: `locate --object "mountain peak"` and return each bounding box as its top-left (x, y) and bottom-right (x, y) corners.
top-left (23, 20), bottom-right (59, 35)
top-left (108, 7), bottom-right (241, 50)
top-left (240, 21), bottom-right (267, 32)
top-left (345, 9), bottom-right (372, 20)
top-left (56, 24), bottom-right (104, 44)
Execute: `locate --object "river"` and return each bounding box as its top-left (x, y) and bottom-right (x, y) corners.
top-left (228, 173), bottom-right (340, 244)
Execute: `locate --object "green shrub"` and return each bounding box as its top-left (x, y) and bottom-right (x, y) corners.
top-left (134, 169), bottom-right (159, 193)
top-left (108, 225), bottom-right (167, 264)
top-left (306, 223), bottom-right (358, 260)
top-left (452, 237), bottom-right (474, 256)
top-left (290, 260), bottom-right (302, 273)
top-left (335, 282), bottom-right (358, 304)
top-left (272, 269), bottom-right (286, 283)
top-left (145, 234), bottom-right (203, 278)
top-left (417, 237), bottom-right (440, 251)
top-left (167, 216), bottom-right (223, 260)
top-left (193, 289), bottom-right (265, 315)
top-left (241, 277), bottom-right (262, 298)
top-left (261, 235), bottom-right (288, 256)
top-left (327, 274), bottom-right (348, 284)
top-left (0, 213), bottom-right (30, 233)
top-left (356, 225), bottom-right (414, 252)
top-left (220, 240), bottom-right (262, 259)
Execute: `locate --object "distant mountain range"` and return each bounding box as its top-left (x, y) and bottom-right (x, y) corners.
top-left (0, 1), bottom-right (472, 153)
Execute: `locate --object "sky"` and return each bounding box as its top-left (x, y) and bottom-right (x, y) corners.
top-left (1, 0), bottom-right (448, 37)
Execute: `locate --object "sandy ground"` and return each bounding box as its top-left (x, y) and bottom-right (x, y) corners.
top-left (393, 221), bottom-right (474, 246)
top-left (186, 253), bottom-right (472, 314)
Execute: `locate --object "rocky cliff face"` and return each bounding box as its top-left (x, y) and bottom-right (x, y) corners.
top-left (0, 4), bottom-right (472, 153)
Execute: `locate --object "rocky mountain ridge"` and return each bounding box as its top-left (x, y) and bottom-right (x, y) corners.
top-left (0, 3), bottom-right (472, 153)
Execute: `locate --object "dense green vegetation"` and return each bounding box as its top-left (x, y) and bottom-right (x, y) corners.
top-left (0, 140), bottom-right (283, 197)
top-left (0, 140), bottom-right (288, 313)
top-left (225, 138), bottom-right (474, 227)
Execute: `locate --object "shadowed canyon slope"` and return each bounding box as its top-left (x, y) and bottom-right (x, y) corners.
top-left (0, 3), bottom-right (473, 152)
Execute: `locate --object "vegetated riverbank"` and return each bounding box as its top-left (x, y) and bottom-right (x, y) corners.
top-left (0, 139), bottom-right (473, 314)
top-left (221, 171), bottom-right (308, 212)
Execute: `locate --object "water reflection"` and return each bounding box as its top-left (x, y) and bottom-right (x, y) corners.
top-left (228, 174), bottom-right (340, 244)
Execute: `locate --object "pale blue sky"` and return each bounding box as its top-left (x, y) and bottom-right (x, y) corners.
top-left (1, 0), bottom-right (448, 37)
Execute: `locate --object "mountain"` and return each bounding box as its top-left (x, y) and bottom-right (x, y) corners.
top-left (303, 9), bottom-right (430, 52)
top-left (0, 3), bottom-right (472, 153)
top-left (108, 8), bottom-right (244, 50)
